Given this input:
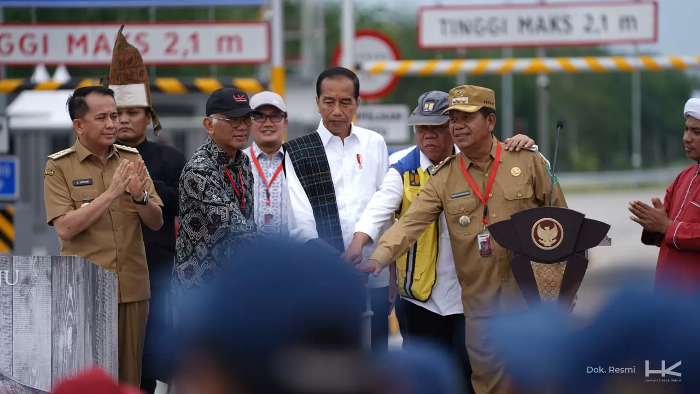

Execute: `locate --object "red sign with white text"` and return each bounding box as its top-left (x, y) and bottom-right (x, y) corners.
top-left (0, 22), bottom-right (270, 66)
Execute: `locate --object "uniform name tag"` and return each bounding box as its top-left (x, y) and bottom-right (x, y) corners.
top-left (451, 191), bottom-right (471, 199)
top-left (72, 178), bottom-right (93, 186)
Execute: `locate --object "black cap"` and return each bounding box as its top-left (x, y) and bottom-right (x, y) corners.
top-left (206, 88), bottom-right (260, 119)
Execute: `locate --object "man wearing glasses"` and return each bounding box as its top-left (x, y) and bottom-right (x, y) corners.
top-left (244, 91), bottom-right (290, 238)
top-left (174, 88), bottom-right (261, 296)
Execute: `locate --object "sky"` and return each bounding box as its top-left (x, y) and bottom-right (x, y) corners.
top-left (356, 0), bottom-right (697, 56)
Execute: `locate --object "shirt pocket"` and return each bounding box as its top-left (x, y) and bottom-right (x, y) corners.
top-left (444, 194), bottom-right (480, 236)
top-left (502, 184), bottom-right (535, 215)
top-left (687, 200), bottom-right (700, 220)
top-left (70, 186), bottom-right (101, 210)
top-left (121, 193), bottom-right (140, 216)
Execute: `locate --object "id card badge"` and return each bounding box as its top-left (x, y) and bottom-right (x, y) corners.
top-left (478, 232), bottom-right (493, 257)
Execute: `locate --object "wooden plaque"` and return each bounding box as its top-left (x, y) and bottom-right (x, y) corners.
top-left (0, 255), bottom-right (118, 392)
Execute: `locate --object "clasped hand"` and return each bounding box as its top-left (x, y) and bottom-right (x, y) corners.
top-left (107, 159), bottom-right (148, 200)
top-left (628, 197), bottom-right (671, 234)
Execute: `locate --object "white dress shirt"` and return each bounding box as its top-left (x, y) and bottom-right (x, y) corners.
top-left (286, 120), bottom-right (391, 288)
top-left (244, 142), bottom-right (289, 238)
top-left (355, 145), bottom-right (464, 316)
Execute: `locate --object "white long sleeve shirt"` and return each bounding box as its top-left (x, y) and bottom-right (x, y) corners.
top-left (286, 120), bottom-right (391, 288)
top-left (355, 145), bottom-right (463, 315)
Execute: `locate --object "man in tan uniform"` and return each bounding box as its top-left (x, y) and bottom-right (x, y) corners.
top-left (357, 85), bottom-right (567, 394)
top-left (43, 85), bottom-right (164, 386)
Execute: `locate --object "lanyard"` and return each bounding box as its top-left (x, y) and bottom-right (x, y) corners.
top-left (459, 140), bottom-right (501, 227)
top-left (224, 167), bottom-right (246, 211)
top-left (249, 146), bottom-right (283, 206)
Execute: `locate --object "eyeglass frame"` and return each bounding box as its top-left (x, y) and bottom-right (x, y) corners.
top-left (209, 115), bottom-right (255, 127)
top-left (252, 112), bottom-right (287, 124)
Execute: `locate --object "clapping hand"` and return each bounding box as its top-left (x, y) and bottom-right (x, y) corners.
top-left (128, 160), bottom-right (149, 198)
top-left (107, 160), bottom-right (132, 200)
top-left (628, 197), bottom-right (671, 234)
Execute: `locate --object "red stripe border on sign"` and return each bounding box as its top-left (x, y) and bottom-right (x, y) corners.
top-left (0, 21), bottom-right (271, 66)
top-left (332, 29), bottom-right (401, 101)
top-left (416, 1), bottom-right (658, 50)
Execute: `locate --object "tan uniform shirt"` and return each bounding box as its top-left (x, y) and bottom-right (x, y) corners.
top-left (43, 139), bottom-right (163, 303)
top-left (370, 137), bottom-right (567, 317)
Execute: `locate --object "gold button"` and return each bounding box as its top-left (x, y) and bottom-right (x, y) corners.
top-left (488, 193), bottom-right (492, 198)
top-left (501, 278), bottom-right (508, 283)
top-left (83, 193), bottom-right (87, 197)
top-left (491, 214), bottom-right (496, 218)
top-left (517, 193), bottom-right (522, 197)
top-left (485, 173), bottom-right (489, 177)
top-left (110, 206), bottom-right (116, 211)
top-left (460, 207), bottom-right (465, 212)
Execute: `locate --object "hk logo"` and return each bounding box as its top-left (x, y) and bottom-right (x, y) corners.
top-left (233, 94), bottom-right (247, 102)
top-left (645, 360), bottom-right (681, 378)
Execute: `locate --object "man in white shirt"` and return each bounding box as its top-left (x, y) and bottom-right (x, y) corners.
top-left (245, 91), bottom-right (289, 238)
top-left (344, 91), bottom-right (537, 389)
top-left (283, 67), bottom-right (393, 353)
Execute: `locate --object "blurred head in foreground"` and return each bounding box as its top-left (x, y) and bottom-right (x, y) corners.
top-left (52, 367), bottom-right (141, 394)
top-left (172, 239), bottom-right (370, 394)
top-left (374, 339), bottom-right (467, 394)
top-left (489, 285), bottom-right (700, 394)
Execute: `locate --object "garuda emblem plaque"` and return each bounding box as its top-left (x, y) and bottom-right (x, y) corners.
top-left (488, 207), bottom-right (611, 308)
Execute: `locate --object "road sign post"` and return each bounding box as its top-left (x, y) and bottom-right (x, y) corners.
top-left (332, 30), bottom-right (401, 100)
top-left (0, 156), bottom-right (18, 201)
top-left (0, 116), bottom-right (7, 154)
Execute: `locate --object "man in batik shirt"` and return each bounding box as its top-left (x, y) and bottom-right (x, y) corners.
top-left (174, 88), bottom-right (260, 295)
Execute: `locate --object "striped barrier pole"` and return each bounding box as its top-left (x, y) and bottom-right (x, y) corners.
top-left (0, 77), bottom-right (266, 95)
top-left (357, 55), bottom-right (700, 76)
top-left (0, 207), bottom-right (13, 254)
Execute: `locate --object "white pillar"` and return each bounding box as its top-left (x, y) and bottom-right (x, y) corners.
top-left (341, 0), bottom-right (355, 70)
top-left (501, 47), bottom-right (514, 139)
top-left (270, 0), bottom-right (285, 97)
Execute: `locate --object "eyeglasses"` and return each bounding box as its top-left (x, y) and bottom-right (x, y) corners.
top-left (253, 113), bottom-right (287, 123)
top-left (210, 115), bottom-right (255, 127)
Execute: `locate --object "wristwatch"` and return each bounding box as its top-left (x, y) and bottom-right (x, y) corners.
top-left (132, 190), bottom-right (149, 205)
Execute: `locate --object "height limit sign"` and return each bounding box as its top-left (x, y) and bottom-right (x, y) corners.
top-left (418, 1), bottom-right (658, 49)
top-left (333, 30), bottom-right (401, 100)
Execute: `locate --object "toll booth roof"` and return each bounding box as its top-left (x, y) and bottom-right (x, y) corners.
top-left (7, 90), bottom-right (74, 131)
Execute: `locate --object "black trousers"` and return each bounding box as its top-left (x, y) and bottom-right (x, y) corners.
top-left (396, 298), bottom-right (475, 394)
top-left (140, 259), bottom-right (175, 394)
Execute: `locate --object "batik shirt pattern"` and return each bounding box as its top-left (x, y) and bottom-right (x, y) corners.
top-left (174, 137), bottom-right (258, 294)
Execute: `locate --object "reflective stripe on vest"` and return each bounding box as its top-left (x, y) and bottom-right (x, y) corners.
top-left (395, 166), bottom-right (440, 302)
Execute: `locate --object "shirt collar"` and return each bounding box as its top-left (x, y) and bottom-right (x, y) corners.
top-left (204, 136), bottom-right (243, 167)
top-left (418, 144), bottom-right (461, 170)
top-left (135, 138), bottom-right (149, 151)
top-left (460, 136), bottom-right (502, 168)
top-left (74, 138), bottom-right (118, 162)
top-left (251, 142), bottom-right (284, 159)
top-left (317, 120), bottom-right (358, 147)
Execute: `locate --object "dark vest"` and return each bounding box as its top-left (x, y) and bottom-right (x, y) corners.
top-left (282, 132), bottom-right (345, 253)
